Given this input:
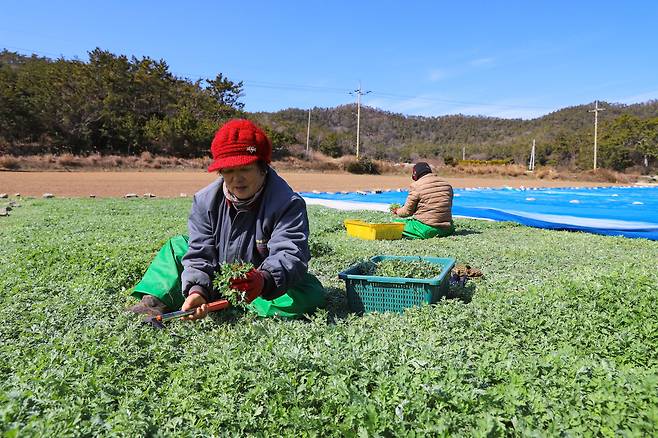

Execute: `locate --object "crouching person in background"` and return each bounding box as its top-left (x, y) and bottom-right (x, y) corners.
top-left (128, 119), bottom-right (326, 319)
top-left (392, 162), bottom-right (455, 239)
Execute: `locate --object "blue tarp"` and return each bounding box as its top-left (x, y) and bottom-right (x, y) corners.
top-left (302, 186), bottom-right (658, 240)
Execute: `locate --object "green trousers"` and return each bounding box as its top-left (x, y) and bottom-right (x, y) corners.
top-left (393, 218), bottom-right (455, 240)
top-left (130, 235), bottom-right (326, 318)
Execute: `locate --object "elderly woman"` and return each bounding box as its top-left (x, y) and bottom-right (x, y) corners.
top-left (129, 119), bottom-right (325, 319)
top-left (392, 162), bottom-right (455, 239)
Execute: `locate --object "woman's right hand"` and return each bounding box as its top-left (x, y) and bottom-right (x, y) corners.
top-left (181, 293), bottom-right (209, 320)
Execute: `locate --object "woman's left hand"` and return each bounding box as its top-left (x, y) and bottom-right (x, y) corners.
top-left (230, 269), bottom-right (265, 303)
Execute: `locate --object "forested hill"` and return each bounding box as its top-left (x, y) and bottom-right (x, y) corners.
top-left (252, 100), bottom-right (658, 169)
top-left (1, 48), bottom-right (656, 171)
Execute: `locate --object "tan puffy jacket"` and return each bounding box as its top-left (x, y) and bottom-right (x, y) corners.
top-left (396, 174), bottom-right (453, 228)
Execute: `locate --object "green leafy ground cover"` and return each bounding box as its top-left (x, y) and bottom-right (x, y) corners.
top-left (1, 198), bottom-right (657, 436)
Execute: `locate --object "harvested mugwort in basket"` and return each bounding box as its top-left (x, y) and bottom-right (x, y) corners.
top-left (339, 255), bottom-right (456, 314)
top-left (360, 258), bottom-right (444, 279)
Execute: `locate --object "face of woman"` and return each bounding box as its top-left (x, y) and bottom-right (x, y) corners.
top-left (220, 162), bottom-right (266, 199)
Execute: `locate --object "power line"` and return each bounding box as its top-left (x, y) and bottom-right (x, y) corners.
top-left (0, 44), bottom-right (558, 113)
top-left (0, 44), bottom-right (73, 60)
top-left (370, 90), bottom-right (551, 110)
top-left (242, 80), bottom-right (350, 94)
top-left (239, 81), bottom-right (552, 111)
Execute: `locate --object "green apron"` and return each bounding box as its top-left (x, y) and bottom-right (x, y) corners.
top-left (393, 218), bottom-right (455, 240)
top-left (130, 235), bottom-right (326, 318)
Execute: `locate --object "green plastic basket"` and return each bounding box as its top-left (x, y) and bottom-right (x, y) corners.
top-left (338, 255), bottom-right (456, 314)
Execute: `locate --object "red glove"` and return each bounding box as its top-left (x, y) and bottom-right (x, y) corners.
top-left (229, 269), bottom-right (265, 303)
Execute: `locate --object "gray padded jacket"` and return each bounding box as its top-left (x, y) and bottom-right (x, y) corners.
top-left (181, 168), bottom-right (310, 300)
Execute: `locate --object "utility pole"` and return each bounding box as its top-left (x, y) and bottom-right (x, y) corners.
top-left (305, 108), bottom-right (311, 157)
top-left (589, 101), bottom-right (605, 170)
top-left (462, 146), bottom-right (465, 161)
top-left (529, 139), bottom-right (536, 171)
top-left (350, 83), bottom-right (371, 159)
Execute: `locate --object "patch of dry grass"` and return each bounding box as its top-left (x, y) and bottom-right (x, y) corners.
top-left (57, 153), bottom-right (82, 167)
top-left (0, 154), bottom-right (210, 171)
top-left (0, 153), bottom-right (643, 184)
top-left (455, 163), bottom-right (528, 177)
top-left (535, 168), bottom-right (562, 180)
top-left (0, 155), bottom-right (21, 170)
top-left (582, 168), bottom-right (635, 184)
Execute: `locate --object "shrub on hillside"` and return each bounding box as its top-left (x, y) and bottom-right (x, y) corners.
top-left (318, 133), bottom-right (343, 158)
top-left (344, 157), bottom-right (380, 175)
top-left (443, 155), bottom-right (457, 166)
top-left (0, 138), bottom-right (10, 155)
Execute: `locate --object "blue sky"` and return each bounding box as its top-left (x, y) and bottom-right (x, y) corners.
top-left (2, 0), bottom-right (657, 119)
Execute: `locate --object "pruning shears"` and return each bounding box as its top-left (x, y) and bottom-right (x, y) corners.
top-left (144, 299), bottom-right (231, 329)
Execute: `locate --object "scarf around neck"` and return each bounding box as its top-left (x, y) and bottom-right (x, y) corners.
top-left (222, 178), bottom-right (266, 211)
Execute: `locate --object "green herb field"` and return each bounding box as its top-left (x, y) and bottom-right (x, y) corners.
top-left (1, 198), bottom-right (657, 436)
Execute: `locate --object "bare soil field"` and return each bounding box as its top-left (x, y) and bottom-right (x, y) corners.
top-left (0, 170), bottom-right (619, 198)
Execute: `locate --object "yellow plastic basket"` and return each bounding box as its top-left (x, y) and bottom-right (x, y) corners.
top-left (344, 219), bottom-right (405, 240)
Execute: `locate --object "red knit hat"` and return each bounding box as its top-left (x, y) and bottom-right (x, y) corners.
top-left (207, 119), bottom-right (272, 172)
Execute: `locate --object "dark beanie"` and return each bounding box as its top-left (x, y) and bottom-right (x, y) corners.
top-left (412, 162), bottom-right (432, 181)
